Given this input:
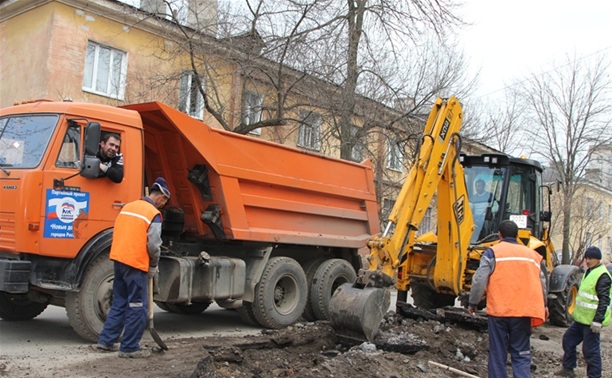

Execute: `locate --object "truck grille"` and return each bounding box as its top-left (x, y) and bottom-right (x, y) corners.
top-left (0, 213), bottom-right (16, 251)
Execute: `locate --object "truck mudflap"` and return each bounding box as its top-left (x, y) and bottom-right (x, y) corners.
top-left (0, 259), bottom-right (30, 293)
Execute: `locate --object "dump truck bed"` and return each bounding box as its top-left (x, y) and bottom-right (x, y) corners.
top-left (122, 102), bottom-right (380, 249)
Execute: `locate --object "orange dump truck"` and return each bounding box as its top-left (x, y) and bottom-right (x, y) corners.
top-left (0, 100), bottom-right (380, 341)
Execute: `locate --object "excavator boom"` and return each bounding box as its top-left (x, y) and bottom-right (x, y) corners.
top-left (330, 97), bottom-right (472, 340)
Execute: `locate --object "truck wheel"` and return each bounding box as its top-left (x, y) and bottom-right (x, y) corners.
top-left (549, 271), bottom-right (580, 326)
top-left (66, 254), bottom-right (113, 342)
top-left (411, 283), bottom-right (456, 309)
top-left (310, 259), bottom-right (357, 320)
top-left (301, 258), bottom-right (325, 321)
top-left (252, 256), bottom-right (307, 329)
top-left (0, 293), bottom-right (48, 321)
top-left (237, 302), bottom-right (259, 326)
top-left (165, 302), bottom-right (211, 315)
top-left (154, 300), bottom-right (172, 312)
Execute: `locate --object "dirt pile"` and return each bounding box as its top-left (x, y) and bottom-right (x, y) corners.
top-left (16, 311), bottom-right (611, 378)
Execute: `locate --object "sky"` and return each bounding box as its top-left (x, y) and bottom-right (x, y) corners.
top-left (457, 0), bottom-right (612, 101)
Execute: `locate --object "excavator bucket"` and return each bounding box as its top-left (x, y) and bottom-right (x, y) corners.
top-left (329, 283), bottom-right (390, 342)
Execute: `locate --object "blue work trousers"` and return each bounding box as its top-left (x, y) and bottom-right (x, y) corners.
top-left (487, 316), bottom-right (532, 378)
top-left (562, 321), bottom-right (602, 378)
top-left (98, 261), bottom-right (148, 353)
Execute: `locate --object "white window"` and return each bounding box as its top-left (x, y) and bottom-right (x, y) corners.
top-left (349, 126), bottom-right (364, 162)
top-left (166, 0), bottom-right (189, 24)
top-left (297, 110), bottom-right (321, 150)
top-left (243, 91), bottom-right (263, 135)
top-left (179, 71), bottom-right (205, 119)
top-left (586, 197), bottom-right (594, 217)
top-left (387, 138), bottom-right (403, 171)
top-left (82, 41), bottom-right (127, 100)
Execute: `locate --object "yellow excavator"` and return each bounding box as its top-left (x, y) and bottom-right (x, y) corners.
top-left (329, 97), bottom-right (581, 341)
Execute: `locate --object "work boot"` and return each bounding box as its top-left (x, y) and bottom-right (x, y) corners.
top-left (554, 367), bottom-right (576, 378)
top-left (118, 349), bottom-right (152, 358)
top-left (91, 343), bottom-right (118, 352)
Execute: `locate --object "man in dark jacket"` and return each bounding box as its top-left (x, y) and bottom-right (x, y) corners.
top-left (556, 246), bottom-right (612, 378)
top-left (97, 133), bottom-right (123, 183)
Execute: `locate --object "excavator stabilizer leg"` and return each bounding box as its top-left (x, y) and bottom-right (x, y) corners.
top-left (329, 283), bottom-right (390, 342)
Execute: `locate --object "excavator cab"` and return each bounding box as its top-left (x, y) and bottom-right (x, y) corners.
top-left (461, 154), bottom-right (547, 246)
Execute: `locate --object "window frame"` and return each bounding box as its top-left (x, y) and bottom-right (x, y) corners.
top-left (297, 110), bottom-right (322, 151)
top-left (178, 70), bottom-right (205, 119)
top-left (82, 41), bottom-right (128, 100)
top-left (386, 138), bottom-right (404, 171)
top-left (243, 91), bottom-right (263, 135)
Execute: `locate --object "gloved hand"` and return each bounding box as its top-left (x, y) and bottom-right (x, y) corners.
top-left (591, 322), bottom-right (602, 334)
top-left (148, 266), bottom-right (158, 279)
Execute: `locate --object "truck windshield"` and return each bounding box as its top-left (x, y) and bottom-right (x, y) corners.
top-left (0, 114), bottom-right (59, 168)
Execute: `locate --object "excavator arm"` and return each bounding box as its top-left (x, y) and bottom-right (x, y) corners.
top-left (330, 97), bottom-right (475, 340)
top-left (366, 97), bottom-right (472, 292)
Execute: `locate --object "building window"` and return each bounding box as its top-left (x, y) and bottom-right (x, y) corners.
top-left (179, 71), bottom-right (205, 119)
top-left (387, 138), bottom-right (404, 171)
top-left (586, 197), bottom-right (594, 217)
top-left (297, 110), bottom-right (321, 151)
top-left (243, 91), bottom-right (263, 135)
top-left (349, 126), bottom-right (364, 162)
top-left (420, 207), bottom-right (433, 234)
top-left (82, 42), bottom-right (127, 100)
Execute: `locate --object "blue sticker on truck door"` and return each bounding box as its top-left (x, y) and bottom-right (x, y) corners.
top-left (44, 189), bottom-right (89, 238)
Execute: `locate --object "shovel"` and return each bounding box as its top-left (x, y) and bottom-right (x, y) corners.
top-left (148, 276), bottom-right (168, 351)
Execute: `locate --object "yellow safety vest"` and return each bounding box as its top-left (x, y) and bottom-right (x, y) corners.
top-left (572, 264), bottom-right (612, 327)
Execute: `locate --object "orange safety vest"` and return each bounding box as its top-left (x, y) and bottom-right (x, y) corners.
top-left (109, 199), bottom-right (160, 272)
top-left (486, 242), bottom-right (546, 327)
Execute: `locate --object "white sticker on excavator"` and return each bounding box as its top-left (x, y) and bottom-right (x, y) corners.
top-left (509, 214), bottom-right (527, 229)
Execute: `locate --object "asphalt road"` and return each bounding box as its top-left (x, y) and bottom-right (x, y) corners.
top-left (0, 303), bottom-right (261, 357)
top-left (0, 290), bottom-right (400, 358)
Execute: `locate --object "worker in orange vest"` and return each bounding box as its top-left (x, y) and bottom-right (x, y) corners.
top-left (94, 177), bottom-right (170, 358)
top-left (468, 220), bottom-right (548, 378)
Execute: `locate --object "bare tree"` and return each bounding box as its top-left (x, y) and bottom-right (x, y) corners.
top-left (515, 54), bottom-right (612, 264)
top-left (462, 92), bottom-right (527, 155)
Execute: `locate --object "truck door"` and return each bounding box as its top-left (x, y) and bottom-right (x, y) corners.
top-left (39, 120), bottom-right (136, 259)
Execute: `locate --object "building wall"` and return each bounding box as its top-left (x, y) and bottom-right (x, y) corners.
top-left (549, 182), bottom-right (612, 263)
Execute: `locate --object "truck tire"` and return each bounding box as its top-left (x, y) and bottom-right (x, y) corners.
top-left (549, 271), bottom-right (580, 326)
top-left (237, 302), bottom-right (259, 326)
top-left (66, 254), bottom-right (113, 342)
top-left (301, 258), bottom-right (326, 321)
top-left (411, 283), bottom-right (456, 309)
top-left (310, 259), bottom-right (357, 320)
top-left (252, 256), bottom-right (307, 329)
top-left (165, 302), bottom-right (211, 315)
top-left (0, 293), bottom-right (48, 321)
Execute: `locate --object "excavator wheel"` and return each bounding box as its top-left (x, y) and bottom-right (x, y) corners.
top-left (549, 270), bottom-right (580, 326)
top-left (329, 283), bottom-right (390, 342)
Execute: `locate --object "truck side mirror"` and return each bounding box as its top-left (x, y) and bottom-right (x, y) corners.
top-left (540, 211), bottom-right (551, 222)
top-left (80, 122), bottom-right (101, 179)
top-left (84, 122), bottom-right (101, 156)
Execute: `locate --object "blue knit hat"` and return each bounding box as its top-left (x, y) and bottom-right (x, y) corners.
top-left (584, 246), bottom-right (602, 260)
top-left (152, 177), bottom-right (171, 198)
